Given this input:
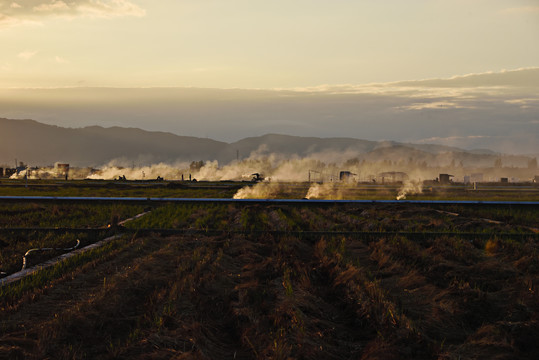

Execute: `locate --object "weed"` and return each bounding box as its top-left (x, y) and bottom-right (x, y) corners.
top-left (282, 268), bottom-right (294, 297)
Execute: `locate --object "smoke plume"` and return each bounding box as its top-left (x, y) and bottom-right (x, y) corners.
top-left (305, 183), bottom-right (345, 200)
top-left (396, 180), bottom-right (423, 200)
top-left (233, 182), bottom-right (287, 199)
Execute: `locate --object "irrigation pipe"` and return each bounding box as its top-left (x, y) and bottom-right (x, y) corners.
top-left (0, 235), bottom-right (123, 288)
top-left (435, 209), bottom-right (539, 234)
top-left (21, 239), bottom-right (80, 270)
top-left (117, 211), bottom-right (152, 225)
top-left (0, 209), bottom-right (152, 288)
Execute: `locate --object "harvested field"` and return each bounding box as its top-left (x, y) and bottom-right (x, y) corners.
top-left (0, 202), bottom-right (148, 276)
top-left (1, 201), bottom-right (538, 359)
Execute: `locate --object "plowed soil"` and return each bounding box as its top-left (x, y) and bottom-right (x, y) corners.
top-left (1, 203), bottom-right (538, 359)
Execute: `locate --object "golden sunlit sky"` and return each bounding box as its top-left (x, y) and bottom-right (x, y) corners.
top-left (1, 0), bottom-right (538, 88)
top-left (1, 1), bottom-right (538, 154)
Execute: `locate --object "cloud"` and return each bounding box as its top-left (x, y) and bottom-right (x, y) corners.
top-left (413, 135), bottom-right (497, 151)
top-left (0, 0), bottom-right (145, 28)
top-left (279, 68), bottom-right (539, 99)
top-left (395, 101), bottom-right (470, 111)
top-left (17, 50), bottom-right (38, 60)
top-left (1, 68), bottom-right (537, 154)
top-left (54, 55), bottom-right (69, 63)
top-left (504, 98), bottom-right (539, 109)
top-left (416, 135), bottom-right (492, 144)
top-left (0, 13), bottom-right (39, 27)
top-left (500, 6), bottom-right (539, 15)
top-left (33, 1), bottom-right (70, 12)
top-left (388, 67), bottom-right (539, 89)
top-left (0, 62), bottom-right (12, 71)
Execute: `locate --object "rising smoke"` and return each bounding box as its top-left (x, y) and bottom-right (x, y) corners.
top-left (396, 180), bottom-right (424, 200)
top-left (233, 182), bottom-right (287, 199)
top-left (9, 165), bottom-right (93, 180)
top-left (10, 145), bottom-right (537, 200)
top-left (87, 162), bottom-right (189, 180)
top-left (305, 182), bottom-right (345, 200)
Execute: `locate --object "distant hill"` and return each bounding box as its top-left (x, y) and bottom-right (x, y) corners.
top-left (0, 118), bottom-right (227, 166)
top-left (0, 118), bottom-right (530, 168)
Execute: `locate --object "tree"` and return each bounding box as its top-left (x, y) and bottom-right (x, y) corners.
top-left (189, 160), bottom-right (205, 172)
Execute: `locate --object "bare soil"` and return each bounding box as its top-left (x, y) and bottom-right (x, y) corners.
top-left (0, 203), bottom-right (538, 359)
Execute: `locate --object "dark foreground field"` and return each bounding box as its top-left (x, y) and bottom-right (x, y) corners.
top-left (1, 180), bottom-right (538, 359)
top-left (1, 197), bottom-right (538, 359)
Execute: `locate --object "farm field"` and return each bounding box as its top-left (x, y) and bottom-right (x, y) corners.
top-left (1, 179), bottom-right (538, 201)
top-left (0, 180), bottom-right (241, 198)
top-left (0, 202), bottom-right (148, 275)
top-left (0, 180), bottom-right (538, 359)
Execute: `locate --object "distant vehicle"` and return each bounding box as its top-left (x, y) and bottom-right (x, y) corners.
top-left (251, 173), bottom-right (264, 182)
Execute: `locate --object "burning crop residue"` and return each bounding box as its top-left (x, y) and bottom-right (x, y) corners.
top-left (8, 142), bottom-right (535, 191)
top-left (305, 182), bottom-right (345, 200)
top-left (233, 182), bottom-right (285, 199)
top-left (8, 165), bottom-right (93, 180)
top-left (396, 180), bottom-right (423, 200)
top-left (87, 162), bottom-right (188, 180)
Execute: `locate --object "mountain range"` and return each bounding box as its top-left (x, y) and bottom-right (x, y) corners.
top-left (0, 118), bottom-right (531, 168)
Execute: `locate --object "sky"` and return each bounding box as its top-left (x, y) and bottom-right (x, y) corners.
top-left (0, 0), bottom-right (538, 154)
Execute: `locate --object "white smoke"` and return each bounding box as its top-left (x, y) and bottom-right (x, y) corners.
top-left (396, 180), bottom-right (423, 200)
top-left (12, 144), bottom-right (525, 187)
top-left (86, 161), bottom-right (189, 180)
top-left (305, 182), bottom-right (345, 200)
top-left (8, 166), bottom-right (93, 179)
top-left (233, 182), bottom-right (286, 199)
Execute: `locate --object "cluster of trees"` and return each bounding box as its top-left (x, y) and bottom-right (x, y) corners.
top-left (189, 160), bottom-right (205, 172)
top-left (341, 157), bottom-right (538, 170)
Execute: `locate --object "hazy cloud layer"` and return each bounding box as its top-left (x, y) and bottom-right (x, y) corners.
top-left (17, 50), bottom-right (37, 60)
top-left (0, 68), bottom-right (537, 155)
top-left (0, 0), bottom-right (145, 27)
top-left (500, 6), bottom-right (539, 15)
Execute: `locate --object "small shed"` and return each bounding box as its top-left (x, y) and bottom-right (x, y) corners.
top-left (439, 174), bottom-right (453, 184)
top-left (339, 171), bottom-right (356, 182)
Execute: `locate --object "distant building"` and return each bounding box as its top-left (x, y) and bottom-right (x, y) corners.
top-left (439, 174), bottom-right (454, 184)
top-left (5, 168), bottom-right (16, 177)
top-left (339, 171), bottom-right (356, 182)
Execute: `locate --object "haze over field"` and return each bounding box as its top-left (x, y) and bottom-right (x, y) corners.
top-left (1, 118), bottom-right (537, 187)
top-left (1, 1), bottom-right (538, 154)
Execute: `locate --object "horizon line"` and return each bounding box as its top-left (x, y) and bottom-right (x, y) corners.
top-left (1, 66), bottom-right (537, 92)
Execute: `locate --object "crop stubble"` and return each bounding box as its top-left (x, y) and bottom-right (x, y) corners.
top-left (0, 202), bottom-right (538, 359)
